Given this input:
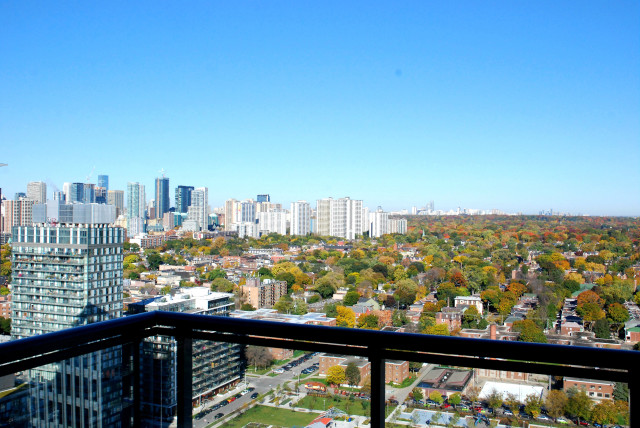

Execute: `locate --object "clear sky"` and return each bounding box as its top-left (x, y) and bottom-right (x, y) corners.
top-left (1, 1), bottom-right (638, 215)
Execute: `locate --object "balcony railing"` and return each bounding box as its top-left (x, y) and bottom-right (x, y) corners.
top-left (0, 310), bottom-right (638, 427)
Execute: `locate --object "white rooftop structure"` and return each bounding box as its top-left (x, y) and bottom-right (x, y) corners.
top-left (479, 381), bottom-right (544, 402)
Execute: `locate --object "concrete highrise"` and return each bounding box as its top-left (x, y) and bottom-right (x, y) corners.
top-left (107, 190), bottom-right (125, 217)
top-left (290, 201), bottom-right (311, 236)
top-left (155, 176), bottom-right (170, 219)
top-left (187, 187), bottom-right (208, 231)
top-left (11, 219), bottom-right (125, 427)
top-left (224, 199), bottom-right (238, 231)
top-left (26, 181), bottom-right (47, 204)
top-left (315, 197), bottom-right (363, 240)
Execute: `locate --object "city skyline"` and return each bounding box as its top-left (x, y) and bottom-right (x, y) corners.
top-left (1, 2), bottom-right (638, 216)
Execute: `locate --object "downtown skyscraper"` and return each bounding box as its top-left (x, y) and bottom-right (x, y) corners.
top-left (154, 176), bottom-right (170, 219)
top-left (127, 182), bottom-right (145, 236)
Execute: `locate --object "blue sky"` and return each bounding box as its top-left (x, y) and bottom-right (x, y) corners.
top-left (1, 1), bottom-right (638, 215)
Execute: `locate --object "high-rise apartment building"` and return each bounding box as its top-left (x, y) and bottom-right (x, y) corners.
top-left (26, 181), bottom-right (47, 204)
top-left (315, 197), bottom-right (363, 240)
top-left (224, 199), bottom-right (238, 231)
top-left (108, 190), bottom-right (125, 217)
top-left (236, 200), bottom-right (256, 224)
top-left (290, 201), bottom-right (311, 236)
top-left (128, 288), bottom-right (242, 426)
top-left (155, 177), bottom-right (170, 219)
top-left (241, 278), bottom-right (288, 309)
top-left (187, 187), bottom-right (208, 231)
top-left (174, 185), bottom-right (194, 214)
top-left (98, 174), bottom-right (109, 191)
top-left (256, 194), bottom-right (270, 203)
top-left (11, 220), bottom-right (125, 427)
top-left (257, 209), bottom-right (287, 236)
top-left (2, 199), bottom-right (34, 233)
top-left (127, 182), bottom-right (146, 237)
top-left (369, 208), bottom-right (389, 238)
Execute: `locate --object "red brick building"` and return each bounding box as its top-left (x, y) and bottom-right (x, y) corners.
top-left (563, 377), bottom-right (614, 402)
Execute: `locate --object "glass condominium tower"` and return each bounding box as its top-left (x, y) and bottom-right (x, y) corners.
top-left (11, 222), bottom-right (125, 427)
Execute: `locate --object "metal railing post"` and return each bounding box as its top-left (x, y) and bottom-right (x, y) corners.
top-left (177, 336), bottom-right (193, 428)
top-left (369, 350), bottom-right (385, 428)
top-left (630, 366), bottom-right (639, 426)
top-left (132, 339), bottom-right (141, 427)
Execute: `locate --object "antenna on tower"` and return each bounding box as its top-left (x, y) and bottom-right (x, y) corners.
top-left (159, 168), bottom-right (167, 178)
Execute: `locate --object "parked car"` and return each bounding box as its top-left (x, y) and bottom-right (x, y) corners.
top-left (273, 368), bottom-right (284, 374)
top-left (251, 392), bottom-right (259, 399)
top-left (214, 413), bottom-right (224, 420)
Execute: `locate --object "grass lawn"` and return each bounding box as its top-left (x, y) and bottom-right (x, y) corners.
top-left (388, 375), bottom-right (416, 388)
top-left (218, 405), bottom-right (317, 428)
top-left (297, 395), bottom-right (371, 417)
top-left (246, 366), bottom-right (272, 376)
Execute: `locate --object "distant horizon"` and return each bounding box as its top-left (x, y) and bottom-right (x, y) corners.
top-left (0, 174), bottom-right (637, 218)
top-left (1, 2), bottom-right (638, 217)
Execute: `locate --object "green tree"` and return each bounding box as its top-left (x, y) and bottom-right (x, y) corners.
top-left (593, 318), bottom-right (610, 339)
top-left (590, 400), bottom-right (617, 426)
top-left (211, 277), bottom-right (235, 293)
top-left (240, 303), bottom-right (256, 311)
top-left (448, 392), bottom-right (461, 408)
top-left (411, 387), bottom-right (424, 402)
top-left (486, 389), bottom-right (503, 411)
top-left (146, 253), bottom-right (163, 271)
top-left (392, 309), bottom-right (409, 327)
top-left (524, 393), bottom-right (543, 418)
top-left (429, 390), bottom-right (443, 405)
top-left (327, 365), bottom-right (346, 386)
top-left (545, 389), bottom-right (568, 419)
top-left (343, 290), bottom-right (361, 306)
top-left (206, 268), bottom-right (227, 281)
top-left (345, 362), bottom-right (361, 387)
top-left (566, 388), bottom-right (592, 423)
top-left (0, 317), bottom-right (10, 335)
top-left (513, 319), bottom-right (547, 343)
top-left (394, 279), bottom-right (418, 306)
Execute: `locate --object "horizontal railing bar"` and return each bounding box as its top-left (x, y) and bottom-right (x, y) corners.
top-left (381, 349), bottom-right (629, 383)
top-left (157, 312), bottom-right (639, 371)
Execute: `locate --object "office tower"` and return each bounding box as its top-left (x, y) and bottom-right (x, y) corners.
top-left (95, 186), bottom-right (107, 204)
top-left (256, 194), bottom-right (270, 203)
top-left (315, 197), bottom-right (362, 240)
top-left (187, 187), bottom-right (208, 231)
top-left (290, 201), bottom-right (311, 236)
top-left (82, 183), bottom-right (96, 203)
top-left (26, 181), bottom-right (47, 203)
top-left (127, 182), bottom-right (146, 237)
top-left (14, 192), bottom-right (26, 200)
top-left (69, 183), bottom-right (84, 203)
top-left (53, 191), bottom-right (65, 201)
top-left (174, 185), bottom-right (194, 214)
top-left (224, 199), bottom-right (238, 231)
top-left (108, 190), bottom-right (125, 217)
top-left (155, 177), bottom-right (170, 219)
top-left (369, 208), bottom-right (389, 238)
top-left (128, 288), bottom-right (242, 426)
top-left (257, 209), bottom-right (287, 236)
top-left (428, 200), bottom-right (434, 212)
top-left (98, 174), bottom-right (109, 191)
top-left (11, 219), bottom-right (125, 427)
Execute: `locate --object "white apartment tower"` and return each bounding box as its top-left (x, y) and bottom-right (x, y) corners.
top-left (369, 208), bottom-right (390, 238)
top-left (315, 197), bottom-right (363, 240)
top-left (257, 209), bottom-right (287, 236)
top-left (224, 199), bottom-right (238, 231)
top-left (290, 201), bottom-right (311, 236)
top-left (188, 187), bottom-right (208, 231)
top-left (27, 181), bottom-right (47, 204)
